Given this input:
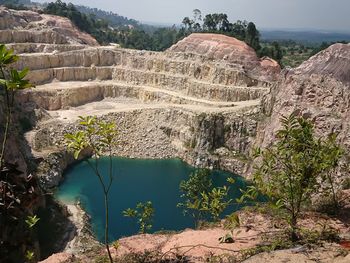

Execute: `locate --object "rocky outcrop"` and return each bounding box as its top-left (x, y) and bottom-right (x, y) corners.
top-left (168, 33), bottom-right (281, 82)
top-left (293, 43), bottom-right (350, 85)
top-left (256, 43), bottom-right (350, 149)
top-left (253, 43), bottom-right (350, 183)
top-left (0, 7), bottom-right (98, 46)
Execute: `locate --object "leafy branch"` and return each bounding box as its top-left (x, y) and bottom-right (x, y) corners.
top-left (65, 115), bottom-right (118, 263)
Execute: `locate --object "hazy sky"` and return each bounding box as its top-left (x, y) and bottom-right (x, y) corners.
top-left (35, 0), bottom-right (350, 31)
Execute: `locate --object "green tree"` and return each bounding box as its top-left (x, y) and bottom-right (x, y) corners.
top-left (245, 22), bottom-right (260, 51)
top-left (203, 14), bottom-right (216, 31)
top-left (231, 20), bottom-right (248, 40)
top-left (123, 201), bottom-right (155, 234)
top-left (182, 16), bottom-right (193, 31)
top-left (192, 9), bottom-right (202, 32)
top-left (318, 134), bottom-right (345, 211)
top-left (178, 169), bottom-right (213, 225)
top-left (200, 186), bottom-right (232, 221)
top-left (218, 14), bottom-right (231, 32)
top-left (0, 44), bottom-right (36, 262)
top-left (65, 116), bottom-right (117, 263)
top-left (178, 169), bottom-right (233, 224)
top-left (243, 114), bottom-right (343, 241)
top-left (259, 42), bottom-right (283, 64)
top-left (151, 27), bottom-right (178, 51)
top-left (0, 45), bottom-right (33, 168)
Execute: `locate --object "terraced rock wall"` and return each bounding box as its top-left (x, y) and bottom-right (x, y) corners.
top-left (14, 42), bottom-right (271, 187)
top-left (1, 8), bottom-right (278, 186)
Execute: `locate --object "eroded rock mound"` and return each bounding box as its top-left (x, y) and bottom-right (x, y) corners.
top-left (0, 7), bottom-right (98, 46)
top-left (168, 33), bottom-right (280, 82)
top-left (256, 43), bottom-right (350, 166)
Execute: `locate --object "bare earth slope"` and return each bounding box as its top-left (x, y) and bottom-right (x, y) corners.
top-left (294, 43), bottom-right (350, 85)
top-left (0, 6), bottom-right (98, 47)
top-left (168, 33), bottom-right (281, 82)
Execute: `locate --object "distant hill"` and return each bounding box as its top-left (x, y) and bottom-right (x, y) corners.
top-left (75, 5), bottom-right (140, 28)
top-left (261, 30), bottom-right (350, 44)
top-left (0, 0), bottom-right (156, 31)
top-left (75, 5), bottom-right (158, 33)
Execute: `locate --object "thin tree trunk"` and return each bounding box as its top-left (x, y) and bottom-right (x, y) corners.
top-left (290, 215), bottom-right (298, 242)
top-left (104, 193), bottom-right (113, 263)
top-left (328, 172), bottom-right (339, 210)
top-left (0, 110), bottom-right (10, 168)
top-left (0, 66), bottom-right (11, 169)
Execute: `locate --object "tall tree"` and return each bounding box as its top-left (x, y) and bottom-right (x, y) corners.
top-left (203, 14), bottom-right (216, 31)
top-left (245, 22), bottom-right (260, 50)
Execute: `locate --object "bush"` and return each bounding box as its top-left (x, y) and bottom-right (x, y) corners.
top-left (241, 114), bottom-right (343, 241)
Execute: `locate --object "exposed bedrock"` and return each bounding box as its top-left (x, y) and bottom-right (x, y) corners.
top-left (0, 7), bottom-right (98, 46)
top-left (168, 33), bottom-right (281, 82)
top-left (5, 43), bottom-right (87, 54)
top-left (15, 47), bottom-right (272, 91)
top-left (15, 39), bottom-right (272, 188)
top-left (18, 82), bottom-right (267, 110)
top-left (256, 43), bottom-right (350, 148)
top-left (254, 43), bottom-right (350, 180)
top-left (1, 11), bottom-right (280, 187)
top-left (30, 106), bottom-right (259, 189)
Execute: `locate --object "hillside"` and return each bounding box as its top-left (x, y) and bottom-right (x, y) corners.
top-left (75, 5), bottom-right (140, 28)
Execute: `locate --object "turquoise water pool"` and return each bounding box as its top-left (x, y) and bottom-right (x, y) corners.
top-left (55, 157), bottom-right (247, 241)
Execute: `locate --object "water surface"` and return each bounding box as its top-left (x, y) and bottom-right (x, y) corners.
top-left (56, 157), bottom-right (247, 241)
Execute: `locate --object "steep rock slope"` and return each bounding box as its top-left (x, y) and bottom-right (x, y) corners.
top-left (255, 43), bottom-right (350, 184)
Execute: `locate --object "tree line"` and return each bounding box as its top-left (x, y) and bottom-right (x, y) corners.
top-left (42, 2), bottom-right (261, 52)
top-left (1, 0), bottom-right (303, 64)
top-left (181, 9), bottom-right (260, 51)
top-left (6, 0), bottom-right (349, 67)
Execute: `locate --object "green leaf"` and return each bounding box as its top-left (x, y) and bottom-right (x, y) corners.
top-left (0, 44), bottom-right (19, 66)
top-left (73, 149), bottom-right (81, 159)
top-left (227, 177), bottom-right (235, 184)
top-left (25, 215), bottom-right (40, 228)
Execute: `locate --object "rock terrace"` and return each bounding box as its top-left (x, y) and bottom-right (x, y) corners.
top-left (0, 8), bottom-right (280, 184)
